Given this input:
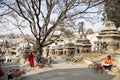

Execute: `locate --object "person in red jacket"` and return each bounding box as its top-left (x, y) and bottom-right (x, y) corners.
top-left (28, 52), bottom-right (34, 68)
top-left (103, 55), bottom-right (113, 70)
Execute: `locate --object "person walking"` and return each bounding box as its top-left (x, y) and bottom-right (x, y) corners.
top-left (36, 52), bottom-right (41, 64)
top-left (28, 52), bottom-right (34, 68)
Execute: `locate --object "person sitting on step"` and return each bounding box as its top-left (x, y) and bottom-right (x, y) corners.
top-left (103, 55), bottom-right (113, 70)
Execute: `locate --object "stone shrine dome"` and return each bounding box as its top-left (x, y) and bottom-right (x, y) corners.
top-left (97, 21), bottom-right (120, 52)
top-left (102, 21), bottom-right (117, 31)
top-left (99, 21), bottom-right (120, 36)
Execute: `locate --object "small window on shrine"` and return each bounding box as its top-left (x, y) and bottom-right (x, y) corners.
top-left (61, 51), bottom-right (63, 55)
top-left (71, 50), bottom-right (74, 55)
top-left (118, 0), bottom-right (120, 2)
top-left (77, 49), bottom-right (79, 53)
top-left (117, 42), bottom-right (119, 49)
top-left (64, 51), bottom-right (66, 55)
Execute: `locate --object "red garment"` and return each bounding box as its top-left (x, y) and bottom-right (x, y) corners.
top-left (28, 53), bottom-right (34, 67)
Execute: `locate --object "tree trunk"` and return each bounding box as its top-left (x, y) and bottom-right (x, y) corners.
top-left (38, 46), bottom-right (43, 55)
top-left (36, 39), bottom-right (43, 55)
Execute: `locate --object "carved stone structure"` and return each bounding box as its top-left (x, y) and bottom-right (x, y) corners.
top-left (76, 22), bottom-right (91, 53)
top-left (97, 21), bottom-right (120, 52)
top-left (63, 43), bottom-right (75, 56)
top-left (50, 42), bottom-right (75, 56)
top-left (76, 35), bottom-right (91, 53)
top-left (55, 45), bottom-right (63, 56)
top-left (49, 23), bottom-right (91, 57)
top-left (49, 22), bottom-right (91, 57)
top-left (50, 46), bottom-right (55, 55)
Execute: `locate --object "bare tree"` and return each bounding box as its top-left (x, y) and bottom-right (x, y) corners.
top-left (86, 28), bottom-right (94, 34)
top-left (0, 0), bottom-right (104, 54)
top-left (60, 28), bottom-right (75, 41)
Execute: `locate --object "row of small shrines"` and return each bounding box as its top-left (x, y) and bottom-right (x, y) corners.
top-left (48, 41), bottom-right (120, 56)
top-left (48, 43), bottom-right (120, 56)
top-left (48, 21), bottom-right (120, 56)
top-left (47, 43), bottom-right (91, 56)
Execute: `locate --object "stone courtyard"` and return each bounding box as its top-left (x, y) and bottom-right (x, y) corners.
top-left (0, 0), bottom-right (120, 80)
top-left (1, 60), bottom-right (120, 80)
top-left (26, 68), bottom-right (115, 80)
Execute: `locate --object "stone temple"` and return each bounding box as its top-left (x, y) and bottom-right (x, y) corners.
top-left (48, 21), bottom-right (120, 58)
top-left (49, 22), bottom-right (91, 57)
top-left (76, 34), bottom-right (91, 53)
top-left (97, 21), bottom-right (120, 52)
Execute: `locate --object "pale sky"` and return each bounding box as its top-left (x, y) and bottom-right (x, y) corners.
top-left (0, 1), bottom-right (104, 35)
top-left (0, 21), bottom-right (103, 35)
top-left (0, 19), bottom-right (104, 35)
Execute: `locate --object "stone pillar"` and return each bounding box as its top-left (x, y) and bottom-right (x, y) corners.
top-left (98, 42), bottom-right (102, 52)
top-left (64, 50), bottom-right (66, 55)
top-left (55, 50), bottom-right (57, 55)
top-left (115, 53), bottom-right (120, 67)
top-left (66, 49), bottom-right (69, 56)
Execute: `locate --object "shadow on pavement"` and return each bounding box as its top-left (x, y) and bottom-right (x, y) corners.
top-left (26, 68), bottom-right (115, 80)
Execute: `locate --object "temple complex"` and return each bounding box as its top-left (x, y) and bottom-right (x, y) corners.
top-left (49, 22), bottom-right (91, 57)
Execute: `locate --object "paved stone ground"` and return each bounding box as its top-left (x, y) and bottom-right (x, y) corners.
top-left (0, 63), bottom-right (119, 80)
top-left (26, 68), bottom-right (115, 80)
top-left (0, 63), bottom-right (20, 80)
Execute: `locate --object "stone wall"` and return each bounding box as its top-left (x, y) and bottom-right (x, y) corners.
top-left (115, 54), bottom-right (120, 67)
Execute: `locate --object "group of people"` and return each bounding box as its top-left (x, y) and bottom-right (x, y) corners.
top-left (93, 55), bottom-right (114, 72)
top-left (28, 51), bottom-right (52, 68)
top-left (28, 50), bottom-right (114, 70)
top-left (28, 51), bottom-right (41, 68)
